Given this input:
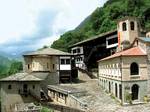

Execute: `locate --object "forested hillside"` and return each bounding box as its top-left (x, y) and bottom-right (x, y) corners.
top-left (0, 56), bottom-right (23, 78)
top-left (51, 0), bottom-right (150, 51)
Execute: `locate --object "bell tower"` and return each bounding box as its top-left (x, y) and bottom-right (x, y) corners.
top-left (117, 17), bottom-right (141, 50)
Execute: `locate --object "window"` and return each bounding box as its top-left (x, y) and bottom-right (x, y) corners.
top-left (107, 38), bottom-right (118, 45)
top-left (61, 59), bottom-right (70, 64)
top-left (73, 49), bottom-right (76, 53)
top-left (77, 48), bottom-right (80, 53)
top-left (27, 64), bottom-right (30, 69)
top-left (61, 59), bottom-right (65, 64)
top-left (66, 59), bottom-right (70, 64)
top-left (53, 64), bottom-right (55, 69)
top-left (47, 63), bottom-right (49, 69)
top-left (8, 85), bottom-right (12, 89)
top-left (130, 62), bottom-right (139, 75)
top-left (122, 22), bottom-right (127, 31)
top-left (130, 21), bottom-right (135, 30)
top-left (33, 85), bottom-right (35, 89)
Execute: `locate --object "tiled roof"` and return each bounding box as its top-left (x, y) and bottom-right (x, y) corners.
top-left (99, 47), bottom-right (146, 61)
top-left (23, 48), bottom-right (72, 56)
top-left (0, 72), bottom-right (50, 81)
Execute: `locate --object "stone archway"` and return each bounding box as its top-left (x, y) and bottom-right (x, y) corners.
top-left (131, 84), bottom-right (139, 100)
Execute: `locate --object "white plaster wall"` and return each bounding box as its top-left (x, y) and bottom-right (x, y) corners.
top-left (60, 65), bottom-right (71, 70)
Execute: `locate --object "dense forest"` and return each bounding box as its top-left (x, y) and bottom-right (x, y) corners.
top-left (0, 56), bottom-right (23, 78)
top-left (51, 0), bottom-right (150, 52)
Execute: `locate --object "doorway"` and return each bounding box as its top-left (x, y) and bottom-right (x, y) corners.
top-left (23, 84), bottom-right (28, 93)
top-left (132, 84), bottom-right (139, 100)
top-left (109, 82), bottom-right (111, 93)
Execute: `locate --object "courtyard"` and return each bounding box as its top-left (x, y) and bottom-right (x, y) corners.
top-left (61, 71), bottom-right (150, 112)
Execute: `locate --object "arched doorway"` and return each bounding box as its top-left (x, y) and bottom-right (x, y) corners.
top-left (132, 84), bottom-right (139, 100)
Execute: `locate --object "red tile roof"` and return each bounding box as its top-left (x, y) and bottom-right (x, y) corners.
top-left (99, 47), bottom-right (146, 61)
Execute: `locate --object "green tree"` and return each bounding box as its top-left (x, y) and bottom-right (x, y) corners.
top-left (8, 61), bottom-right (23, 75)
top-left (51, 0), bottom-right (150, 52)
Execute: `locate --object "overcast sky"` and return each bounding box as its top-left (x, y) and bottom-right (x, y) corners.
top-left (0, 0), bottom-right (107, 56)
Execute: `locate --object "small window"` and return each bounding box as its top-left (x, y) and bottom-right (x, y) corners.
top-left (66, 59), bottom-right (70, 64)
top-left (8, 85), bottom-right (12, 89)
top-left (122, 22), bottom-right (127, 31)
top-left (33, 85), bottom-right (35, 89)
top-left (77, 48), bottom-right (80, 53)
top-left (130, 21), bottom-right (135, 30)
top-left (47, 63), bottom-right (49, 69)
top-left (28, 64), bottom-right (30, 69)
top-left (61, 59), bottom-right (65, 64)
top-left (53, 64), bottom-right (55, 69)
top-left (73, 49), bottom-right (76, 53)
top-left (108, 38), bottom-right (118, 45)
top-left (130, 62), bottom-right (139, 75)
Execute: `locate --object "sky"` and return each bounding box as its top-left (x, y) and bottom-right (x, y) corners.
top-left (0, 0), bottom-right (107, 56)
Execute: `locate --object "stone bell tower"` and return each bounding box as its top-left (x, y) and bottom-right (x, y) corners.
top-left (117, 17), bottom-right (141, 51)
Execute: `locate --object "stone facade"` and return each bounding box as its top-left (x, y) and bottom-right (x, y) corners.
top-left (1, 81), bottom-right (41, 112)
top-left (47, 85), bottom-right (87, 110)
top-left (117, 17), bottom-right (140, 44)
top-left (98, 17), bottom-right (150, 105)
top-left (98, 55), bottom-right (148, 104)
top-left (23, 56), bottom-right (58, 73)
top-left (0, 48), bottom-right (73, 112)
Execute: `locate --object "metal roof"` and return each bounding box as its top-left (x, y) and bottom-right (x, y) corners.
top-left (137, 37), bottom-right (150, 43)
top-left (70, 30), bottom-right (117, 48)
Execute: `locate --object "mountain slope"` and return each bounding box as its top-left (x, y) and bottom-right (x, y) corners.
top-left (0, 55), bottom-right (23, 78)
top-left (0, 56), bottom-right (12, 75)
top-left (51, 0), bottom-right (150, 51)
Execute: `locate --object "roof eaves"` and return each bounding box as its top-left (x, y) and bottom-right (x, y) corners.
top-left (69, 29), bottom-right (117, 48)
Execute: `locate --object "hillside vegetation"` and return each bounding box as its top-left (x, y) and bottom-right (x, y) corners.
top-left (0, 56), bottom-right (23, 78)
top-left (51, 0), bottom-right (150, 51)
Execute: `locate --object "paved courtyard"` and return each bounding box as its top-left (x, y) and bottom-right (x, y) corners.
top-left (62, 71), bottom-right (150, 112)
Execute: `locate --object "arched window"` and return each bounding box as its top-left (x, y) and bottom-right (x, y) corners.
top-left (130, 21), bottom-right (135, 30)
top-left (122, 22), bottom-right (127, 31)
top-left (130, 62), bottom-right (139, 75)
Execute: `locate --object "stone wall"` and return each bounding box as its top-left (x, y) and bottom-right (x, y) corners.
top-left (24, 56), bottom-right (59, 73)
top-left (48, 89), bottom-right (87, 111)
top-left (1, 81), bottom-right (41, 112)
top-left (99, 78), bottom-right (122, 102)
top-left (146, 43), bottom-right (150, 94)
top-left (122, 80), bottom-right (147, 104)
top-left (117, 18), bottom-right (140, 47)
top-left (122, 56), bottom-right (147, 81)
top-left (98, 54), bottom-right (148, 104)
